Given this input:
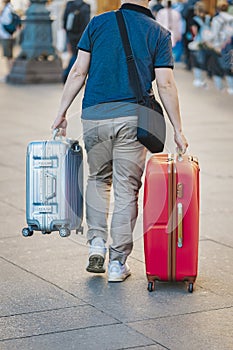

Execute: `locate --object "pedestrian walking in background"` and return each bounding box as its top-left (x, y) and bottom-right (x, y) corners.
top-left (207, 0), bottom-right (233, 93)
top-left (181, 0), bottom-right (198, 70)
top-left (156, 0), bottom-right (183, 60)
top-left (63, 0), bottom-right (90, 56)
top-left (188, 1), bottom-right (212, 87)
top-left (0, 0), bottom-right (20, 80)
top-left (62, 0), bottom-right (90, 83)
top-left (52, 0), bottom-right (188, 283)
top-left (218, 36), bottom-right (233, 94)
top-left (171, 0), bottom-right (186, 62)
top-left (228, 0), bottom-right (233, 15)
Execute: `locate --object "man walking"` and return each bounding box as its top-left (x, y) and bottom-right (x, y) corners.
top-left (53, 0), bottom-right (188, 283)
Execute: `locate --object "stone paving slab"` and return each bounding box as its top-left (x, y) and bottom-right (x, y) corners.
top-left (0, 187), bottom-right (25, 215)
top-left (199, 157), bottom-right (233, 178)
top-left (1, 209), bottom-right (26, 234)
top-left (200, 173), bottom-right (233, 247)
top-left (0, 164), bottom-right (24, 182)
top-left (198, 240), bottom-right (233, 296)
top-left (0, 193), bottom-right (26, 220)
top-left (0, 258), bottom-right (84, 317)
top-left (0, 305), bottom-right (118, 341)
top-left (200, 212), bottom-right (233, 248)
top-left (0, 201), bottom-right (24, 218)
top-left (182, 123), bottom-right (233, 154)
top-left (128, 307), bottom-right (233, 350)
top-left (201, 174), bottom-right (233, 201)
top-left (67, 273), bottom-right (233, 324)
top-left (1, 234), bottom-right (232, 323)
top-left (0, 324), bottom-right (156, 350)
top-left (0, 146), bottom-right (26, 181)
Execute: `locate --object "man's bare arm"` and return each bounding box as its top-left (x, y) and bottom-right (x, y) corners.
top-left (52, 50), bottom-right (91, 135)
top-left (155, 67), bottom-right (188, 153)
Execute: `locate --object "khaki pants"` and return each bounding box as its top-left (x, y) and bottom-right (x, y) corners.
top-left (82, 116), bottom-right (147, 264)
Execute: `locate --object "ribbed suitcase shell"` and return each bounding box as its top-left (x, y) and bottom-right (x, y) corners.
top-left (143, 154), bottom-right (200, 292)
top-left (23, 138), bottom-right (83, 237)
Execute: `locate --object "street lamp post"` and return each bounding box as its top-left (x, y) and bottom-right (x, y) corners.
top-left (7, 0), bottom-right (63, 84)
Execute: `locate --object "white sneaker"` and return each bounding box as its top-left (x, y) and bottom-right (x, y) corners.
top-left (193, 79), bottom-right (207, 88)
top-left (0, 76), bottom-right (6, 83)
top-left (108, 261), bottom-right (131, 282)
top-left (227, 88), bottom-right (233, 95)
top-left (86, 237), bottom-right (107, 273)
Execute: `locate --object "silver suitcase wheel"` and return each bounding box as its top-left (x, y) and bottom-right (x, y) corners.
top-left (59, 227), bottom-right (71, 237)
top-left (22, 227), bottom-right (33, 237)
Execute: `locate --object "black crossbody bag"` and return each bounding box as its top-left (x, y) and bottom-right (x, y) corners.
top-left (115, 10), bottom-right (166, 153)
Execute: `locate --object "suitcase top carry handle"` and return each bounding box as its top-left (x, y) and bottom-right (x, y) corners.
top-left (52, 129), bottom-right (81, 151)
top-left (177, 148), bottom-right (184, 162)
top-left (53, 128), bottom-right (61, 140)
top-left (53, 128), bottom-right (67, 141)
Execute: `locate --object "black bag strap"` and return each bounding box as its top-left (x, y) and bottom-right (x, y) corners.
top-left (115, 10), bottom-right (145, 104)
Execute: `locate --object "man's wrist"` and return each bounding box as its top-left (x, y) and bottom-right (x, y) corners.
top-left (174, 127), bottom-right (182, 134)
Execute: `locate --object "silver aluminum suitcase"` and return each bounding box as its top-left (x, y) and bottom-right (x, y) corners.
top-left (22, 132), bottom-right (83, 237)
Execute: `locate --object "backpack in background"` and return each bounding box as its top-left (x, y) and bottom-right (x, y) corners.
top-left (3, 12), bottom-right (21, 35)
top-left (188, 15), bottom-right (213, 51)
top-left (66, 3), bottom-right (84, 33)
top-left (193, 15), bottom-right (213, 44)
top-left (217, 15), bottom-right (233, 46)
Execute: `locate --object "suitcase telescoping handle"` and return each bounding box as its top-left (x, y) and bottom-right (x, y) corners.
top-left (177, 203), bottom-right (183, 248)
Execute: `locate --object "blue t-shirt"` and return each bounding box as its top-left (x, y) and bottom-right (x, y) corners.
top-left (78, 3), bottom-right (173, 119)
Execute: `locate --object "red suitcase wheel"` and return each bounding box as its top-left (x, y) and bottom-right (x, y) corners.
top-left (188, 283), bottom-right (194, 293)
top-left (147, 281), bottom-right (155, 292)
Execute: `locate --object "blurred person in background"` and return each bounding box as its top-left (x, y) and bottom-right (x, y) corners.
top-left (207, 0), bottom-right (233, 93)
top-left (172, 0), bottom-right (186, 62)
top-left (218, 35), bottom-right (233, 94)
top-left (228, 0), bottom-right (233, 15)
top-left (181, 0), bottom-right (198, 69)
top-left (188, 1), bottom-right (212, 87)
top-left (0, 0), bottom-right (15, 80)
top-left (63, 0), bottom-right (90, 56)
top-left (62, 0), bottom-right (90, 83)
top-left (156, 0), bottom-right (183, 60)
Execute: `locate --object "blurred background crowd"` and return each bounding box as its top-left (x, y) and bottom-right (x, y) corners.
top-left (0, 0), bottom-right (233, 94)
top-left (152, 0), bottom-right (233, 94)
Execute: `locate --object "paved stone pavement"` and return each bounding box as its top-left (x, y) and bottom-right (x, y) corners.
top-left (0, 58), bottom-right (233, 350)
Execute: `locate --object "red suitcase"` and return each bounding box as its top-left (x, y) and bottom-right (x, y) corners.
top-left (143, 154), bottom-right (200, 292)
